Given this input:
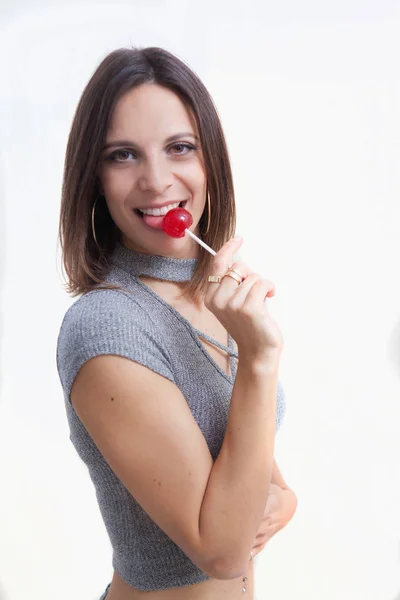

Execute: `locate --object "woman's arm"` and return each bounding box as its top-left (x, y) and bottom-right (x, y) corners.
top-left (71, 351), bottom-right (281, 581)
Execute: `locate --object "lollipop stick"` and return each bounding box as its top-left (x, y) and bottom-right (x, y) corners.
top-left (185, 229), bottom-right (216, 256)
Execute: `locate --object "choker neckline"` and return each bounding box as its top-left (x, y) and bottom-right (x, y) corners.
top-left (109, 242), bottom-right (198, 282)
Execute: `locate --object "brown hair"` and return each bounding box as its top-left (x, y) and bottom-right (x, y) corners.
top-left (59, 47), bottom-right (236, 300)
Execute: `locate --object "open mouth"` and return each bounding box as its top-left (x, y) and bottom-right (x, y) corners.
top-left (135, 200), bottom-right (187, 219)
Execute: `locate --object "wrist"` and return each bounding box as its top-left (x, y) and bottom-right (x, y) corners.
top-left (237, 349), bottom-right (281, 374)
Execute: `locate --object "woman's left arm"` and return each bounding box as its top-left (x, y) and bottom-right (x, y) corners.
top-left (251, 460), bottom-right (298, 557)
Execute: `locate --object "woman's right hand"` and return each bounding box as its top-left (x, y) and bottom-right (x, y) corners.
top-left (204, 237), bottom-right (284, 362)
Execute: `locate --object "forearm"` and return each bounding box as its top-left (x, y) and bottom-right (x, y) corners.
top-left (199, 356), bottom-right (280, 578)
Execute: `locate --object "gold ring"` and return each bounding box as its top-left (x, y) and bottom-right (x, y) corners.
top-left (223, 271), bottom-right (242, 285)
top-left (208, 275), bottom-right (222, 283)
top-left (227, 267), bottom-right (244, 281)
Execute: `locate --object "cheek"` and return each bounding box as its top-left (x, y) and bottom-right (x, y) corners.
top-left (182, 161), bottom-right (206, 193)
top-left (101, 168), bottom-right (134, 201)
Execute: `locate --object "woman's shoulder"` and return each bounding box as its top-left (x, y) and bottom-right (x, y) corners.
top-left (57, 287), bottom-right (175, 395)
top-left (57, 286), bottom-right (167, 364)
top-left (59, 287), bottom-right (146, 332)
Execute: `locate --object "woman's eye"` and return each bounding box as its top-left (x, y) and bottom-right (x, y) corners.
top-left (170, 143), bottom-right (196, 155)
top-left (109, 150), bottom-right (135, 162)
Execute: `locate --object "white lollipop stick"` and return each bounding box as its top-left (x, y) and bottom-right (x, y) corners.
top-left (185, 229), bottom-right (216, 256)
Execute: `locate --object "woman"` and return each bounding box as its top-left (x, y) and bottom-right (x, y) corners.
top-left (57, 47), bottom-right (297, 600)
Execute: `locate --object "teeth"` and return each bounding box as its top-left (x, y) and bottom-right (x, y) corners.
top-left (139, 202), bottom-right (181, 216)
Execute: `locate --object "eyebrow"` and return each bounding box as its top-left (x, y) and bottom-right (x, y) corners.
top-left (102, 132), bottom-right (200, 151)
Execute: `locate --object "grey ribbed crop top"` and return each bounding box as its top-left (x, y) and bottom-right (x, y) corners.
top-left (56, 243), bottom-right (286, 592)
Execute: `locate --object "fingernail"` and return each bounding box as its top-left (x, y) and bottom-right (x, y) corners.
top-left (232, 235), bottom-right (243, 242)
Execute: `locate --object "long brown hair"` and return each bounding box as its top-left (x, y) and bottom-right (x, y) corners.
top-left (59, 47), bottom-right (236, 300)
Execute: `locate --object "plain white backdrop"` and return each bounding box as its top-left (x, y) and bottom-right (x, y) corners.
top-left (1, 1), bottom-right (400, 599)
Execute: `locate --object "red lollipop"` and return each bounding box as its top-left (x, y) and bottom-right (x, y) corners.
top-left (162, 207), bottom-right (193, 238)
top-left (162, 207), bottom-right (216, 256)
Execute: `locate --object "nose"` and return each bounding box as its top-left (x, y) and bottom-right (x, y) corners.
top-left (137, 154), bottom-right (173, 194)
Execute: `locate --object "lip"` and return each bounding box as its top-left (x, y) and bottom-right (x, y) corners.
top-left (136, 200), bottom-right (187, 211)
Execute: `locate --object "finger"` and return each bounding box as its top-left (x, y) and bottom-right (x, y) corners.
top-left (209, 237), bottom-right (244, 278)
top-left (222, 260), bottom-right (248, 282)
top-left (251, 541), bottom-right (263, 552)
top-left (251, 541), bottom-right (267, 557)
top-left (254, 522), bottom-right (270, 539)
top-left (220, 273), bottom-right (270, 311)
top-left (253, 518), bottom-right (272, 541)
top-left (211, 272), bottom-right (265, 315)
top-left (206, 242), bottom-right (248, 305)
top-left (240, 278), bottom-right (275, 310)
top-left (225, 272), bottom-right (261, 302)
top-left (213, 261), bottom-right (251, 299)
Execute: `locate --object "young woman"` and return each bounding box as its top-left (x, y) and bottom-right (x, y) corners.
top-left (57, 47), bottom-right (297, 600)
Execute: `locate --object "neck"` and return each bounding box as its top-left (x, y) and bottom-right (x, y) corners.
top-left (121, 232), bottom-right (201, 260)
top-left (109, 241), bottom-right (199, 283)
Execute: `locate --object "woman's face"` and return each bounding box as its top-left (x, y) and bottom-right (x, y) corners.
top-left (98, 83), bottom-right (207, 258)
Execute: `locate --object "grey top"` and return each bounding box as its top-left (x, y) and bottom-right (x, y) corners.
top-left (56, 243), bottom-right (286, 592)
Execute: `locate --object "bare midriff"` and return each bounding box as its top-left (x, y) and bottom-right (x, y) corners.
top-left (105, 559), bottom-right (254, 600)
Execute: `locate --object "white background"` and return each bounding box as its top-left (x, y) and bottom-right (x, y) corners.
top-left (1, 1), bottom-right (400, 599)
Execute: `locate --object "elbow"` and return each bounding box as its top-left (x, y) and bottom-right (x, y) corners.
top-left (206, 556), bottom-right (247, 581)
top-left (195, 537), bottom-right (248, 581)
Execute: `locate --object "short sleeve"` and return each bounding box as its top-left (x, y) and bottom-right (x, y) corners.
top-left (56, 289), bottom-right (175, 402)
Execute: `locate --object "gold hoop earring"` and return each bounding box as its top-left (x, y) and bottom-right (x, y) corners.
top-left (91, 196), bottom-right (100, 247)
top-left (203, 191), bottom-right (211, 236)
